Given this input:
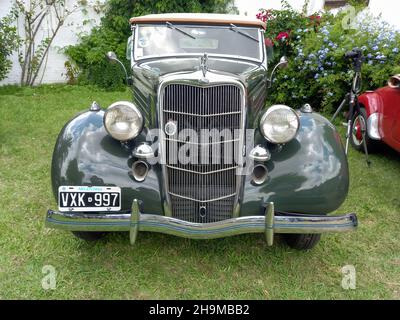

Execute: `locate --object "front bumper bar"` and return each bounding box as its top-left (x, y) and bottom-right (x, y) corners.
top-left (46, 201), bottom-right (358, 245)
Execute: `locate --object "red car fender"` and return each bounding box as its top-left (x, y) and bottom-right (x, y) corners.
top-left (358, 91), bottom-right (383, 116)
top-left (358, 91), bottom-right (383, 140)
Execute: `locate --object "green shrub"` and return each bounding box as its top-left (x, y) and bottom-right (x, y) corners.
top-left (258, 3), bottom-right (400, 114)
top-left (65, 0), bottom-right (237, 90)
top-left (0, 13), bottom-right (20, 81)
top-left (257, 0), bottom-right (320, 59)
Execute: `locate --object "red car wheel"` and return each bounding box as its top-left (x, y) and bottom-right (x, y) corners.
top-left (350, 108), bottom-right (378, 153)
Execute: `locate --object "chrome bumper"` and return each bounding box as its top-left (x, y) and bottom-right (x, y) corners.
top-left (45, 201), bottom-right (358, 246)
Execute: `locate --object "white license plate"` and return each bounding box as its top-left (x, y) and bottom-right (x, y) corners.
top-left (58, 186), bottom-right (121, 212)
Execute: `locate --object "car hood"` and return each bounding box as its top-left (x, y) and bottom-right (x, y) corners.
top-left (132, 56), bottom-right (265, 82)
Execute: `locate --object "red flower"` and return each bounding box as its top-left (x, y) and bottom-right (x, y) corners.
top-left (264, 38), bottom-right (274, 47)
top-left (276, 32), bottom-right (290, 41)
top-left (256, 10), bottom-right (272, 23)
top-left (309, 15), bottom-right (322, 28)
top-left (309, 15), bottom-right (321, 21)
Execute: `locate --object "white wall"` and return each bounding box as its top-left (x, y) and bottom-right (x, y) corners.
top-left (0, 0), bottom-right (399, 85)
top-left (235, 0), bottom-right (325, 16)
top-left (0, 0), bottom-right (103, 85)
top-left (234, 0), bottom-right (400, 29)
top-left (368, 0), bottom-right (400, 30)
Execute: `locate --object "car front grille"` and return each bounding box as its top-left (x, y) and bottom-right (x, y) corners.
top-left (161, 83), bottom-right (243, 223)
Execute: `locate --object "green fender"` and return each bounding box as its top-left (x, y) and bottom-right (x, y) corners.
top-left (51, 110), bottom-right (163, 214)
top-left (241, 111), bottom-right (349, 215)
top-left (51, 109), bottom-right (348, 216)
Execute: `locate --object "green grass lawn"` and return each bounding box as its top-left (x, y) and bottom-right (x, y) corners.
top-left (0, 85), bottom-right (399, 299)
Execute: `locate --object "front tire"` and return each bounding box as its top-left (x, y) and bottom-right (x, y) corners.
top-left (72, 231), bottom-right (106, 242)
top-left (282, 234), bottom-right (321, 250)
top-left (350, 108), bottom-right (378, 153)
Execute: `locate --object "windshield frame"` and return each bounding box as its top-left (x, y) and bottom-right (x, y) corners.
top-left (132, 24), bottom-right (264, 63)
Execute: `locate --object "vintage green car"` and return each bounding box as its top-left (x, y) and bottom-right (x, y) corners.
top-left (46, 13), bottom-right (357, 250)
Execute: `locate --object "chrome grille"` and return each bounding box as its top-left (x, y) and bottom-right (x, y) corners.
top-left (161, 84), bottom-right (243, 223)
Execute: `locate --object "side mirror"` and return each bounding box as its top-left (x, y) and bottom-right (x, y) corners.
top-left (106, 51), bottom-right (118, 63)
top-left (105, 51), bottom-right (132, 86)
top-left (126, 36), bottom-right (133, 61)
top-left (278, 56), bottom-right (289, 69)
top-left (388, 75), bottom-right (400, 89)
top-left (268, 56), bottom-right (289, 88)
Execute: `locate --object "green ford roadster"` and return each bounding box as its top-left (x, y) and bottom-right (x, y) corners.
top-left (46, 13), bottom-right (357, 250)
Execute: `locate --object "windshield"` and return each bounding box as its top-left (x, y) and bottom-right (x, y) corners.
top-left (134, 24), bottom-right (262, 61)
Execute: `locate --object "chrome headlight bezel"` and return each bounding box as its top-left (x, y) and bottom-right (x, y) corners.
top-left (104, 101), bottom-right (144, 141)
top-left (260, 105), bottom-right (300, 144)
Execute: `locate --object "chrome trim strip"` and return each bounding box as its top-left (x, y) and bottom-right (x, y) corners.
top-left (163, 109), bottom-right (242, 117)
top-left (165, 138), bottom-right (240, 146)
top-left (166, 164), bottom-right (238, 175)
top-left (168, 192), bottom-right (236, 203)
top-left (46, 203), bottom-right (358, 241)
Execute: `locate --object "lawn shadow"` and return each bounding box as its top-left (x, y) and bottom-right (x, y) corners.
top-left (376, 143), bottom-right (400, 165)
top-left (71, 230), bottom-right (319, 270)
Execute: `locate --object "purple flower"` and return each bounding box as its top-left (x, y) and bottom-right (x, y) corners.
top-left (393, 48), bottom-right (399, 53)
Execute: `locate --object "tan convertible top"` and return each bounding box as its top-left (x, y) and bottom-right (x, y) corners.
top-left (129, 13), bottom-right (266, 29)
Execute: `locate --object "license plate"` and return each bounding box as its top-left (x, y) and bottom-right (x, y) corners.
top-left (58, 186), bottom-right (121, 212)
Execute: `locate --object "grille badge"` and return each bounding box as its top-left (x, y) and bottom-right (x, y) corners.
top-left (165, 121), bottom-right (177, 136)
top-left (199, 206), bottom-right (207, 218)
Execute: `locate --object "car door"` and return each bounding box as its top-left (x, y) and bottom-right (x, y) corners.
top-left (378, 86), bottom-right (400, 151)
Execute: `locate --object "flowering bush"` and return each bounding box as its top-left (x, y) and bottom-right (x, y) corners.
top-left (257, 0), bottom-right (323, 59)
top-left (257, 3), bottom-right (400, 114)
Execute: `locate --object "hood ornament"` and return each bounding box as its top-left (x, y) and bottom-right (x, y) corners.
top-left (199, 53), bottom-right (209, 82)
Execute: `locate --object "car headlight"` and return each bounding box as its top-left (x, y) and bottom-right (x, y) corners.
top-left (260, 105), bottom-right (300, 144)
top-left (104, 101), bottom-right (143, 141)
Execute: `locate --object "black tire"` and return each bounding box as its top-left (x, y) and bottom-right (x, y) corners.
top-left (350, 108), bottom-right (378, 153)
top-left (282, 234), bottom-right (321, 250)
top-left (72, 231), bottom-right (106, 242)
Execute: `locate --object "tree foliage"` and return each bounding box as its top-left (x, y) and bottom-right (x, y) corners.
top-left (11, 0), bottom-right (83, 86)
top-left (0, 13), bottom-right (20, 81)
top-left (65, 0), bottom-right (237, 89)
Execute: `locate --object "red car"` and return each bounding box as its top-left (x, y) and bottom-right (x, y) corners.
top-left (351, 74), bottom-right (400, 153)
